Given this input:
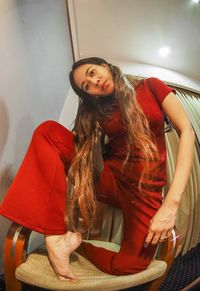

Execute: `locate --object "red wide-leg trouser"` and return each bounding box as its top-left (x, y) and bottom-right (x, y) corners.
top-left (0, 120), bottom-right (161, 275)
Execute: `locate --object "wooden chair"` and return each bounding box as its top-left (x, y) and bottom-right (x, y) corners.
top-left (4, 202), bottom-right (179, 291)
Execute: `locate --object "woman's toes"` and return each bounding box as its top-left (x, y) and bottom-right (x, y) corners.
top-left (57, 273), bottom-right (78, 282)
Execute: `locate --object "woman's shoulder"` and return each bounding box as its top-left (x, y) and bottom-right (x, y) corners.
top-left (126, 75), bottom-right (164, 89)
top-left (136, 77), bottom-right (172, 92)
top-left (137, 77), bottom-right (166, 86)
top-left (136, 77), bottom-right (175, 106)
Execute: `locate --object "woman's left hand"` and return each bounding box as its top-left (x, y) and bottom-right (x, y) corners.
top-left (144, 201), bottom-right (178, 247)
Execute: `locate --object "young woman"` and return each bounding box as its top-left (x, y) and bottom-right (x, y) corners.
top-left (0, 57), bottom-right (195, 281)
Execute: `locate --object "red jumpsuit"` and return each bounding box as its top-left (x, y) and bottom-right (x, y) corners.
top-left (0, 78), bottom-right (174, 275)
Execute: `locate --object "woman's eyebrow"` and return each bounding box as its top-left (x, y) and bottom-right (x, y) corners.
top-left (81, 65), bottom-right (92, 90)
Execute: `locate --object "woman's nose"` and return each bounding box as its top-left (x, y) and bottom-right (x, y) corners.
top-left (88, 77), bottom-right (100, 87)
top-left (95, 79), bottom-right (100, 87)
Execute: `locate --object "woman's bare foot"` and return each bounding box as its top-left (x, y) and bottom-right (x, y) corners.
top-left (45, 231), bottom-right (82, 281)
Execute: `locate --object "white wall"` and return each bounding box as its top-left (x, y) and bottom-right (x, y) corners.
top-left (110, 60), bottom-right (200, 93)
top-left (0, 0), bottom-right (74, 273)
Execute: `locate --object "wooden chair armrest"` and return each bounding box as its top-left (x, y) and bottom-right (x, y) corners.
top-left (4, 222), bottom-right (32, 291)
top-left (157, 228), bottom-right (179, 266)
top-left (147, 228), bottom-right (179, 291)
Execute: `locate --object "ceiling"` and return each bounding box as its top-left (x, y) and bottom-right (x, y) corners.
top-left (68, 0), bottom-right (200, 83)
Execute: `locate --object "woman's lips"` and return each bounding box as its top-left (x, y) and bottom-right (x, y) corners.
top-left (102, 80), bottom-right (107, 90)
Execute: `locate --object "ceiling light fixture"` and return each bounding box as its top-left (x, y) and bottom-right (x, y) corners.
top-left (192, 0), bottom-right (200, 3)
top-left (158, 46), bottom-right (171, 57)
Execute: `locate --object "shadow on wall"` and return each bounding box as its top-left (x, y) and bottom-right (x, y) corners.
top-left (0, 99), bottom-right (13, 201)
top-left (0, 165), bottom-right (13, 202)
top-left (0, 99), bottom-right (9, 162)
top-left (0, 99), bottom-right (12, 274)
top-left (13, 115), bottom-right (35, 167)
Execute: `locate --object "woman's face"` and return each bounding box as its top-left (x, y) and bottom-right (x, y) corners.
top-left (73, 63), bottom-right (115, 97)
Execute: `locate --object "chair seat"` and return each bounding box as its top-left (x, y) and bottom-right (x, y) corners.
top-left (15, 240), bottom-right (167, 291)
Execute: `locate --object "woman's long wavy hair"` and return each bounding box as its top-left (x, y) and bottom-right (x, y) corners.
top-left (68, 57), bottom-right (158, 230)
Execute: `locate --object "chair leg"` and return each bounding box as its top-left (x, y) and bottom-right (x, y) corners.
top-left (4, 223), bottom-right (32, 291)
top-left (4, 270), bottom-right (22, 291)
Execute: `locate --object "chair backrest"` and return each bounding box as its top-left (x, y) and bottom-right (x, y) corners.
top-left (77, 202), bottom-right (123, 244)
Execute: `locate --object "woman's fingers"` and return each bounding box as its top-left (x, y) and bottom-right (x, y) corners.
top-left (144, 231), bottom-right (170, 247)
top-left (57, 272), bottom-right (78, 282)
top-left (151, 234), bottom-right (161, 245)
top-left (167, 229), bottom-right (173, 238)
top-left (144, 230), bottom-right (154, 248)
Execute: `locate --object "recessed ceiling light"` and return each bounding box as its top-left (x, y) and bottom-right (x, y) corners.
top-left (192, 0), bottom-right (200, 3)
top-left (158, 46), bottom-right (171, 57)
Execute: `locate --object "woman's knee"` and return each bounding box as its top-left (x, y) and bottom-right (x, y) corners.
top-left (32, 120), bottom-right (72, 140)
top-left (33, 120), bottom-right (60, 135)
top-left (31, 121), bottom-right (75, 160)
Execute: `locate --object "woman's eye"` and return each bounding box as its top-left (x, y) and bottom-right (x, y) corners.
top-left (90, 69), bottom-right (95, 76)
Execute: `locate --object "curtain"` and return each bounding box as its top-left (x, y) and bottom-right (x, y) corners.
top-left (164, 86), bottom-right (200, 255)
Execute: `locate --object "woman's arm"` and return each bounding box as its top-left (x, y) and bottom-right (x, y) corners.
top-left (145, 92), bottom-right (195, 246)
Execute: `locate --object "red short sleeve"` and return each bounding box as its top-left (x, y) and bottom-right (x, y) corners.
top-left (146, 77), bottom-right (175, 106)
